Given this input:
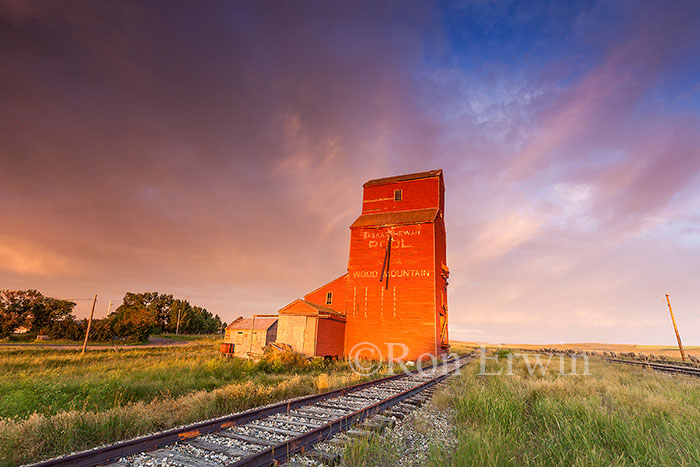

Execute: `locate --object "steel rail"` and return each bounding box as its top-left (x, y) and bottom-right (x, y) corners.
top-left (231, 356), bottom-right (470, 467)
top-left (32, 355), bottom-right (470, 467)
top-left (606, 358), bottom-right (700, 378)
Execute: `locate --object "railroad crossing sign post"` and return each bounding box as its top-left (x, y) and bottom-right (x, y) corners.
top-left (665, 293), bottom-right (686, 362)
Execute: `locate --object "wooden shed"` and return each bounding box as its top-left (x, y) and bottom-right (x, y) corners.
top-left (276, 300), bottom-right (345, 358)
top-left (223, 316), bottom-right (277, 358)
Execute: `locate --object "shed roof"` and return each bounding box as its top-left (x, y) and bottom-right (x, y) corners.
top-left (302, 300), bottom-right (345, 317)
top-left (363, 169), bottom-right (442, 187)
top-left (278, 299), bottom-right (346, 320)
top-left (350, 208), bottom-right (439, 229)
top-left (226, 317), bottom-right (277, 331)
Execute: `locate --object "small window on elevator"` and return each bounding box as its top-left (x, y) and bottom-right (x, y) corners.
top-left (326, 291), bottom-right (333, 305)
top-left (394, 189), bottom-right (402, 201)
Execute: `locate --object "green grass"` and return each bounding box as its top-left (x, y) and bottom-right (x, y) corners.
top-left (428, 355), bottom-right (700, 466)
top-left (0, 344), bottom-right (366, 466)
top-left (341, 353), bottom-right (700, 466)
top-left (152, 333), bottom-right (223, 341)
top-left (0, 342), bottom-right (362, 420)
top-left (2, 343), bottom-right (257, 419)
top-left (343, 433), bottom-right (400, 466)
top-left (2, 332), bottom-right (221, 346)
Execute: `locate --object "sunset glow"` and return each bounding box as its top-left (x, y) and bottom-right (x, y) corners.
top-left (1, 1), bottom-right (699, 345)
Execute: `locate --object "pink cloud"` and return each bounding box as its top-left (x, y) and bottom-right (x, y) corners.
top-left (1, 1), bottom-right (699, 345)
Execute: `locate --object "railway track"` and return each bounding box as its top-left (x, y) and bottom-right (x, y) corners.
top-left (606, 358), bottom-right (700, 378)
top-left (33, 355), bottom-right (472, 467)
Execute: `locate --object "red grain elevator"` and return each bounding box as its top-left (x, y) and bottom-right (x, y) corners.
top-left (275, 169), bottom-right (449, 361)
top-left (345, 170), bottom-right (449, 360)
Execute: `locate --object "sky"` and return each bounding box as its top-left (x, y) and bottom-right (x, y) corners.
top-left (1, 0), bottom-right (699, 345)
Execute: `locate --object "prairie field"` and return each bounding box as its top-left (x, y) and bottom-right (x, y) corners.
top-left (3, 343), bottom-right (700, 466)
top-left (343, 350), bottom-right (700, 466)
top-left (454, 340), bottom-right (700, 361)
top-left (0, 342), bottom-right (367, 466)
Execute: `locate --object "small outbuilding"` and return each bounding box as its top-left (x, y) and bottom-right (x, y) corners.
top-left (276, 300), bottom-right (346, 358)
top-left (223, 316), bottom-right (278, 358)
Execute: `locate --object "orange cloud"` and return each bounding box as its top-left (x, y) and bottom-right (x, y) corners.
top-left (0, 236), bottom-right (73, 276)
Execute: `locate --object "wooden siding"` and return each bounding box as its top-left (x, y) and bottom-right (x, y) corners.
top-left (277, 300), bottom-right (346, 357)
top-left (304, 274), bottom-right (349, 315)
top-left (277, 301), bottom-right (318, 355)
top-left (346, 221), bottom-right (438, 360)
top-left (361, 176), bottom-right (443, 214)
top-left (316, 317), bottom-right (345, 357)
top-left (434, 215), bottom-right (448, 352)
top-left (345, 171), bottom-right (447, 361)
top-left (223, 320), bottom-right (277, 357)
top-left (226, 326), bottom-right (275, 357)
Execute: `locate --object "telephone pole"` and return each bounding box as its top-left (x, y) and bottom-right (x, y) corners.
top-left (666, 293), bottom-right (686, 362)
top-left (176, 306), bottom-right (182, 335)
top-left (81, 293), bottom-right (97, 355)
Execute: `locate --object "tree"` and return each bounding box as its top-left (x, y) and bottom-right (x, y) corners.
top-left (182, 306), bottom-right (222, 334)
top-left (166, 299), bottom-right (192, 333)
top-left (118, 292), bottom-right (173, 331)
top-left (117, 292), bottom-right (222, 335)
top-left (0, 290), bottom-right (33, 338)
top-left (33, 297), bottom-right (75, 332)
top-left (44, 316), bottom-right (85, 340)
top-left (1, 289), bottom-right (222, 341)
top-left (0, 290), bottom-right (76, 338)
top-left (108, 306), bottom-right (159, 342)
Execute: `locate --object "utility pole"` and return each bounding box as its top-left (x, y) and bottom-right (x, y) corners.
top-left (81, 293), bottom-right (97, 356)
top-left (106, 300), bottom-right (113, 316)
top-left (666, 293), bottom-right (686, 362)
top-left (176, 306), bottom-right (182, 335)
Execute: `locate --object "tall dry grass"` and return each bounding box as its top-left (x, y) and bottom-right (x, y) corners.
top-left (0, 344), bottom-right (356, 420)
top-left (0, 371), bottom-right (365, 466)
top-left (0, 344), bottom-right (367, 466)
top-left (428, 356), bottom-right (700, 466)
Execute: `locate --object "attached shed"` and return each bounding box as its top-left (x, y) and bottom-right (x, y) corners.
top-left (224, 317), bottom-right (278, 358)
top-left (276, 300), bottom-right (346, 358)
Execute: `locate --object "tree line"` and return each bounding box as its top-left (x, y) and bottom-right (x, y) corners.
top-left (0, 290), bottom-right (226, 342)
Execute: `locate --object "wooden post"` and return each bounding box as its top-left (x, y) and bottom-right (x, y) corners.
top-left (666, 293), bottom-right (686, 362)
top-left (176, 306), bottom-right (182, 335)
top-left (81, 293), bottom-right (97, 355)
top-left (313, 314), bottom-right (319, 357)
top-left (248, 315), bottom-right (256, 358)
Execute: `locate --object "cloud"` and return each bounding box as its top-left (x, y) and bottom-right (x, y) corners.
top-left (465, 212), bottom-right (543, 264)
top-left (0, 236), bottom-right (73, 276)
top-left (0, 1), bottom-right (699, 345)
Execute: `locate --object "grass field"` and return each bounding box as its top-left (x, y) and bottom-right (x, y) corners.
top-left (4, 342), bottom-right (699, 466)
top-left (0, 342), bottom-right (368, 466)
top-left (2, 339), bottom-right (260, 419)
top-left (1, 332), bottom-right (220, 347)
top-left (343, 350), bottom-right (700, 466)
top-left (453, 341), bottom-right (700, 361)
